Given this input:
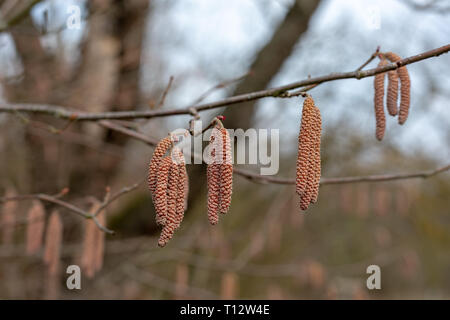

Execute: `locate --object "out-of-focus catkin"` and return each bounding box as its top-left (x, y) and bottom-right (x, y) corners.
top-left (1, 189), bottom-right (17, 245)
top-left (26, 200), bottom-right (46, 255)
top-left (296, 96), bottom-right (322, 211)
top-left (43, 210), bottom-right (63, 275)
top-left (94, 210), bottom-right (106, 273)
top-left (81, 202), bottom-right (106, 278)
top-left (374, 59), bottom-right (387, 141)
top-left (384, 52), bottom-right (411, 125)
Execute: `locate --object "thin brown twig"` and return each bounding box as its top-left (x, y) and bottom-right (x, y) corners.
top-left (356, 46), bottom-right (380, 71)
top-left (157, 76), bottom-right (174, 108)
top-left (0, 0), bottom-right (44, 33)
top-left (234, 163), bottom-right (450, 185)
top-left (99, 118), bottom-right (450, 186)
top-left (94, 180), bottom-right (144, 217)
top-left (0, 192), bottom-right (114, 234)
top-left (191, 72), bottom-right (250, 105)
top-left (1, 44), bottom-right (448, 121)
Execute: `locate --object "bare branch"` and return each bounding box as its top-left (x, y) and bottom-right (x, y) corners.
top-left (191, 72), bottom-right (250, 105)
top-left (234, 163), bottom-right (450, 185)
top-left (94, 181), bottom-right (143, 217)
top-left (157, 76), bottom-right (174, 108)
top-left (0, 192), bottom-right (114, 234)
top-left (99, 118), bottom-right (450, 186)
top-left (1, 44), bottom-right (449, 121)
top-left (0, 0), bottom-right (44, 33)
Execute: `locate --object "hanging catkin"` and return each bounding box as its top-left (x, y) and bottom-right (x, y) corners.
top-left (43, 210), bottom-right (63, 276)
top-left (309, 105), bottom-right (322, 204)
top-left (374, 59), bottom-right (387, 141)
top-left (26, 200), bottom-right (46, 255)
top-left (172, 147), bottom-right (187, 230)
top-left (296, 97), bottom-right (315, 197)
top-left (94, 209), bottom-right (106, 273)
top-left (207, 132), bottom-right (221, 225)
top-left (1, 189), bottom-right (17, 245)
top-left (297, 96), bottom-right (322, 211)
top-left (386, 69), bottom-right (399, 116)
top-left (158, 159), bottom-right (178, 247)
top-left (219, 127), bottom-right (233, 215)
top-left (81, 207), bottom-right (97, 278)
top-left (148, 136), bottom-right (173, 196)
top-left (154, 156), bottom-right (172, 226)
top-left (383, 52), bottom-right (411, 124)
top-left (81, 202), bottom-right (106, 278)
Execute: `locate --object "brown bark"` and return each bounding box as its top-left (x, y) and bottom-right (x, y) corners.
top-left (223, 0), bottom-right (321, 130)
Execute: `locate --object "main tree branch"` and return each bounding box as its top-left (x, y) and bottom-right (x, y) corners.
top-left (1, 44), bottom-right (449, 121)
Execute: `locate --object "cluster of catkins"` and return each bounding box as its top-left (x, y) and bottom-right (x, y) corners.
top-left (148, 117), bottom-right (233, 247)
top-left (296, 96), bottom-right (322, 211)
top-left (148, 136), bottom-right (189, 247)
top-left (374, 52), bottom-right (411, 141)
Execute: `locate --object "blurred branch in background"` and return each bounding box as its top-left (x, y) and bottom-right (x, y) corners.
top-left (0, 0), bottom-right (43, 32)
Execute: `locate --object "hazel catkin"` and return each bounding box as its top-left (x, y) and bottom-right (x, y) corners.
top-left (26, 200), bottom-right (46, 255)
top-left (207, 132), bottom-right (221, 225)
top-left (43, 210), bottom-right (63, 276)
top-left (148, 136), bottom-right (172, 196)
top-left (219, 128), bottom-right (233, 215)
top-left (81, 201), bottom-right (106, 278)
top-left (374, 59), bottom-right (387, 141)
top-left (154, 156), bottom-right (172, 226)
top-left (172, 147), bottom-right (187, 229)
top-left (296, 96), bottom-right (315, 197)
top-left (386, 69), bottom-right (399, 116)
top-left (296, 96), bottom-right (322, 211)
top-left (309, 105), bottom-right (322, 204)
top-left (383, 52), bottom-right (411, 125)
top-left (158, 160), bottom-right (178, 247)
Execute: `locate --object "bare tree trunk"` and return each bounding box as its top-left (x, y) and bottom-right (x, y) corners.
top-left (1, 0), bottom-right (149, 196)
top-left (188, 0), bottom-right (321, 205)
top-left (223, 0), bottom-right (321, 130)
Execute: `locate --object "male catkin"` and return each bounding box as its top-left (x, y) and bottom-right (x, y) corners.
top-left (219, 127), bottom-right (233, 215)
top-left (296, 97), bottom-right (315, 197)
top-left (158, 160), bottom-right (178, 247)
top-left (148, 137), bottom-right (172, 196)
top-left (296, 96), bottom-right (322, 211)
top-left (383, 52), bottom-right (411, 125)
top-left (374, 59), bottom-right (387, 141)
top-left (26, 200), bottom-right (45, 255)
top-left (154, 156), bottom-right (171, 226)
top-left (43, 210), bottom-right (63, 275)
top-left (386, 69), bottom-right (399, 116)
top-left (207, 132), bottom-right (221, 225)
